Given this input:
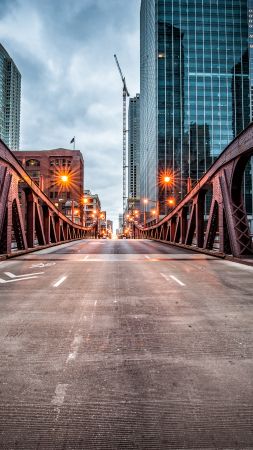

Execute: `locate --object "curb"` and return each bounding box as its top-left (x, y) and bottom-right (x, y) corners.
top-left (0, 238), bottom-right (85, 261)
top-left (148, 238), bottom-right (253, 267)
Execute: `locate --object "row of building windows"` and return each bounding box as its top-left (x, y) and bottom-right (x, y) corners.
top-left (50, 159), bottom-right (72, 166)
top-left (49, 191), bottom-right (71, 200)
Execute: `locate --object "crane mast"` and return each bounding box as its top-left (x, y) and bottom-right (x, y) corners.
top-left (114, 54), bottom-right (130, 222)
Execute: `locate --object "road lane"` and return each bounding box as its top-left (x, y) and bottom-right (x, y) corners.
top-left (0, 239), bottom-right (252, 449)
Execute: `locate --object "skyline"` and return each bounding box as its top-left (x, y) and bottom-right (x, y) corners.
top-left (0, 0), bottom-right (141, 226)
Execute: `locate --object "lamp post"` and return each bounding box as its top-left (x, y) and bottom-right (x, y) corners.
top-left (142, 198), bottom-right (158, 226)
top-left (59, 174), bottom-right (73, 221)
top-left (143, 198), bottom-right (148, 226)
top-left (163, 174), bottom-right (173, 215)
top-left (82, 196), bottom-right (89, 227)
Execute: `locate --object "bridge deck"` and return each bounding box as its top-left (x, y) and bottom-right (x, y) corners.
top-left (0, 239), bottom-right (252, 449)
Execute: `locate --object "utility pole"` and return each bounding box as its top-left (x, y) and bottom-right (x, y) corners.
top-left (114, 54), bottom-right (130, 219)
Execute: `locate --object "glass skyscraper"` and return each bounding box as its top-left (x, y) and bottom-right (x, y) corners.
top-left (0, 44), bottom-right (21, 151)
top-left (249, 0), bottom-right (253, 118)
top-left (140, 0), bottom-right (250, 215)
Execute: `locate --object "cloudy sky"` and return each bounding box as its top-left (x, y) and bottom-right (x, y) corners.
top-left (0, 0), bottom-right (140, 228)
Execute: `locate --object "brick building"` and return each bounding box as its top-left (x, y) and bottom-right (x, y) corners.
top-left (13, 148), bottom-right (84, 224)
top-left (83, 189), bottom-right (101, 228)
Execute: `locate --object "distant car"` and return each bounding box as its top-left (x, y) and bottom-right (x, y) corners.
top-left (102, 236), bottom-right (107, 239)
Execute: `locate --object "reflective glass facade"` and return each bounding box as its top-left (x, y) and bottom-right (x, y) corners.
top-left (249, 0), bottom-right (253, 118)
top-left (140, 0), bottom-right (250, 214)
top-left (248, 0), bottom-right (253, 221)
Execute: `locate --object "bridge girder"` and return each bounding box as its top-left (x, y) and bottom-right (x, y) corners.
top-left (134, 124), bottom-right (253, 258)
top-left (0, 139), bottom-right (94, 256)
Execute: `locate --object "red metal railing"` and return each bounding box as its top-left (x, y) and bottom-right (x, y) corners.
top-left (134, 123), bottom-right (253, 258)
top-left (0, 139), bottom-right (94, 256)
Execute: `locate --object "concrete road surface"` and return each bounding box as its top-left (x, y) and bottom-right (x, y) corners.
top-left (0, 239), bottom-right (252, 449)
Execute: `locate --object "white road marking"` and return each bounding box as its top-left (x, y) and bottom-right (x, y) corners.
top-left (160, 272), bottom-right (185, 287)
top-left (0, 271), bottom-right (44, 284)
top-left (83, 255), bottom-right (89, 261)
top-left (53, 276), bottom-right (67, 288)
top-left (145, 255), bottom-right (151, 259)
top-left (160, 272), bottom-right (170, 282)
top-left (170, 275), bottom-right (185, 287)
top-left (30, 262), bottom-right (56, 268)
top-left (4, 271), bottom-right (44, 278)
top-left (51, 383), bottom-right (68, 407)
top-left (66, 335), bottom-right (82, 363)
top-left (0, 276), bottom-right (38, 284)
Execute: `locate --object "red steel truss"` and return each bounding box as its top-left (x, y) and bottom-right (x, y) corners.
top-left (0, 139), bottom-right (94, 256)
top-left (134, 124), bottom-right (253, 258)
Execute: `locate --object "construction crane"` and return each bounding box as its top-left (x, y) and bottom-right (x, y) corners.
top-left (114, 54), bottom-right (130, 219)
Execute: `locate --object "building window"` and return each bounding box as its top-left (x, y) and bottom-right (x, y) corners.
top-left (31, 171), bottom-right (40, 178)
top-left (26, 159), bottom-right (40, 167)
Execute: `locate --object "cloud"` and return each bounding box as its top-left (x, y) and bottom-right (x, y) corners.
top-left (0, 0), bottom-right (140, 228)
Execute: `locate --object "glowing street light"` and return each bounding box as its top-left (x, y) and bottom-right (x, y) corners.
top-left (164, 175), bottom-right (172, 184)
top-left (60, 175), bottom-right (69, 183)
top-left (168, 197), bottom-right (175, 207)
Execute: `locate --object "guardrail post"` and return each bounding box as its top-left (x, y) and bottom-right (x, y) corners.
top-left (55, 217), bottom-right (60, 242)
top-left (196, 191), bottom-right (205, 248)
top-left (43, 205), bottom-right (50, 244)
top-left (26, 190), bottom-right (35, 248)
top-left (181, 207), bottom-right (187, 244)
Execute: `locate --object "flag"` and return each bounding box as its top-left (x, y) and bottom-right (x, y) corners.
top-left (70, 137), bottom-right (75, 144)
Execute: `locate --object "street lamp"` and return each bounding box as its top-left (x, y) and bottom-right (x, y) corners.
top-left (82, 196), bottom-right (89, 227)
top-left (164, 175), bottom-right (172, 184)
top-left (167, 197), bottom-right (176, 208)
top-left (141, 198), bottom-right (158, 226)
top-left (60, 175), bottom-right (69, 183)
top-left (162, 174), bottom-right (174, 215)
top-left (143, 198), bottom-right (148, 226)
top-left (59, 173), bottom-right (75, 221)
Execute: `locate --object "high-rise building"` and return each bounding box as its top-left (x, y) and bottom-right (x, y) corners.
top-left (248, 1), bottom-right (253, 225)
top-left (128, 94), bottom-right (140, 213)
top-left (118, 214), bottom-right (124, 233)
top-left (249, 1), bottom-right (253, 119)
top-left (140, 0), bottom-right (250, 214)
top-left (0, 44), bottom-right (21, 151)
